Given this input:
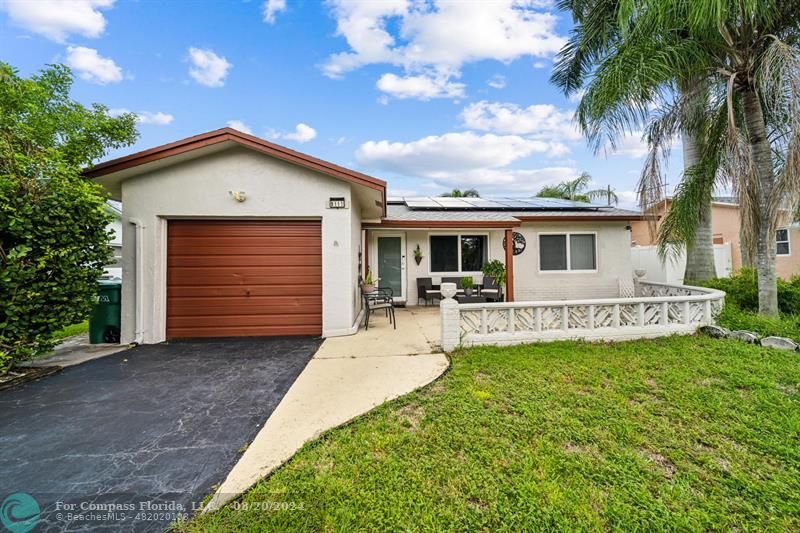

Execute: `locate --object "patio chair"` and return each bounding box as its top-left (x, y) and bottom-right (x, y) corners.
top-left (417, 277), bottom-right (441, 305)
top-left (362, 291), bottom-right (396, 330)
top-left (358, 276), bottom-right (394, 302)
top-left (481, 276), bottom-right (502, 302)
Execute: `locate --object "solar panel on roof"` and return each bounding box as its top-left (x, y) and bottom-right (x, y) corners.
top-left (535, 198), bottom-right (590, 207)
top-left (405, 197), bottom-right (442, 208)
top-left (433, 197), bottom-right (473, 208)
top-left (462, 198), bottom-right (506, 209)
top-left (494, 199), bottom-right (536, 208)
top-left (404, 196), bottom-right (606, 210)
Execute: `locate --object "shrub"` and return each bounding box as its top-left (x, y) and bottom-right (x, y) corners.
top-left (696, 268), bottom-right (800, 315)
top-left (0, 173), bottom-right (115, 370)
top-left (0, 62), bottom-right (137, 373)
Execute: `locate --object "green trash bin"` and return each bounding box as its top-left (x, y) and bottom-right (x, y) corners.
top-left (89, 280), bottom-right (122, 344)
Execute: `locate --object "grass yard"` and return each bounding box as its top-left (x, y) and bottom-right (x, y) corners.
top-left (186, 336), bottom-right (800, 531)
top-left (52, 320), bottom-right (89, 341)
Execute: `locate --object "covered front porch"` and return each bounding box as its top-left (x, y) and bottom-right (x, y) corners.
top-left (363, 224), bottom-right (517, 307)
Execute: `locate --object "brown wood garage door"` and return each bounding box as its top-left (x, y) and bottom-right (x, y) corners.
top-left (167, 220), bottom-right (322, 339)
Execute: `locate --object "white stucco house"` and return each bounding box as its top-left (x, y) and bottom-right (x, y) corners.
top-left (86, 127), bottom-right (647, 344)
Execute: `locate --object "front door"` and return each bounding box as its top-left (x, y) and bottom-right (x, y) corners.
top-left (377, 234), bottom-right (405, 302)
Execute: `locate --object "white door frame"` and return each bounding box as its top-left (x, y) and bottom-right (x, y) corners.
top-left (372, 232), bottom-right (406, 302)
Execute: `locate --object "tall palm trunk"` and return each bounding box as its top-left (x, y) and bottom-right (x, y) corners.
top-left (742, 88), bottom-right (779, 315)
top-left (681, 80), bottom-right (716, 281)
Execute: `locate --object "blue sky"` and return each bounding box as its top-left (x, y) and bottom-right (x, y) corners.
top-left (1, 0), bottom-right (680, 208)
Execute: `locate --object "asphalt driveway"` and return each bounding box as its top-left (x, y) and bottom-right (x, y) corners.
top-left (0, 336), bottom-right (321, 532)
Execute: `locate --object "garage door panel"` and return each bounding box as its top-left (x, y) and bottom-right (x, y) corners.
top-left (167, 254), bottom-right (322, 267)
top-left (168, 297), bottom-right (322, 316)
top-left (168, 284), bottom-right (322, 298)
top-left (168, 241), bottom-right (321, 255)
top-left (168, 314), bottom-right (321, 328)
top-left (168, 221), bottom-right (320, 238)
top-left (167, 325), bottom-right (321, 339)
top-left (167, 266), bottom-right (321, 284)
top-left (167, 220), bottom-right (322, 338)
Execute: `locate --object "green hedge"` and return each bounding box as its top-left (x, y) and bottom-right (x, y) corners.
top-left (695, 269), bottom-right (800, 339)
top-left (694, 267), bottom-right (800, 314)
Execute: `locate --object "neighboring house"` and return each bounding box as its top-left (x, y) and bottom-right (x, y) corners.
top-left (104, 200), bottom-right (123, 279)
top-left (631, 197), bottom-right (800, 279)
top-left (85, 128), bottom-right (644, 344)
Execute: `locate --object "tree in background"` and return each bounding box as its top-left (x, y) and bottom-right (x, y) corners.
top-left (556, 0), bottom-right (800, 315)
top-left (0, 63), bottom-right (138, 373)
top-left (535, 172), bottom-right (618, 204)
top-left (587, 184), bottom-right (619, 206)
top-left (440, 188), bottom-right (480, 197)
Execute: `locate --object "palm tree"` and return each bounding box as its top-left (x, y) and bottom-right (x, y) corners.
top-left (440, 188), bottom-right (480, 198)
top-left (556, 0), bottom-right (800, 315)
top-left (552, 0), bottom-right (716, 282)
top-left (586, 184), bottom-right (619, 206)
top-left (536, 172), bottom-right (618, 204)
top-left (562, 172), bottom-right (592, 201)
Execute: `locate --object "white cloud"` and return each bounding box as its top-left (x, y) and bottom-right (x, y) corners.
top-left (607, 131), bottom-right (649, 158)
top-left (487, 74), bottom-right (506, 89)
top-left (322, 0), bottom-right (565, 100)
top-left (356, 131), bottom-right (567, 178)
top-left (616, 190), bottom-right (640, 210)
top-left (188, 47), bottom-right (231, 88)
top-left (1, 0), bottom-right (113, 42)
top-left (270, 123), bottom-right (317, 143)
top-left (387, 187), bottom-right (422, 197)
top-left (65, 46), bottom-right (122, 84)
top-left (461, 100), bottom-right (580, 140)
top-left (376, 72), bottom-right (465, 100)
top-left (284, 123), bottom-right (317, 142)
top-left (263, 0), bottom-right (286, 24)
top-left (134, 111), bottom-right (173, 125)
top-left (226, 120), bottom-right (252, 134)
top-left (568, 88), bottom-right (586, 103)
top-left (532, 60), bottom-right (548, 69)
top-left (432, 166), bottom-right (578, 193)
top-left (109, 108), bottom-right (174, 125)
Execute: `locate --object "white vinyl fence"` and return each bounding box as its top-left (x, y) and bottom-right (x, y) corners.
top-left (631, 243), bottom-right (732, 284)
top-left (439, 281), bottom-right (725, 351)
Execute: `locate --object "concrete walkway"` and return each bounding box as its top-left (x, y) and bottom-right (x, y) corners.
top-left (22, 333), bottom-right (129, 368)
top-left (205, 306), bottom-right (448, 511)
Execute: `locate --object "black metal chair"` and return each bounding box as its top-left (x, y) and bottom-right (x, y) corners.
top-left (362, 291), bottom-right (395, 330)
top-left (417, 277), bottom-right (441, 305)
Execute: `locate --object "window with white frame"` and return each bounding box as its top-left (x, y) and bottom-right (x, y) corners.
top-left (776, 228), bottom-right (790, 256)
top-left (429, 234), bottom-right (488, 272)
top-left (539, 233), bottom-right (597, 271)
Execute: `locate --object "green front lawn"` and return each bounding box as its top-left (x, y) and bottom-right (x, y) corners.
top-left (52, 320), bottom-right (89, 341)
top-left (186, 336), bottom-right (800, 531)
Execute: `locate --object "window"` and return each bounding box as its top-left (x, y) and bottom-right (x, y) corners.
top-left (539, 233), bottom-right (597, 271)
top-left (430, 236), bottom-right (458, 272)
top-left (461, 235), bottom-right (487, 271)
top-left (429, 234), bottom-right (487, 272)
top-left (777, 228), bottom-right (790, 256)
